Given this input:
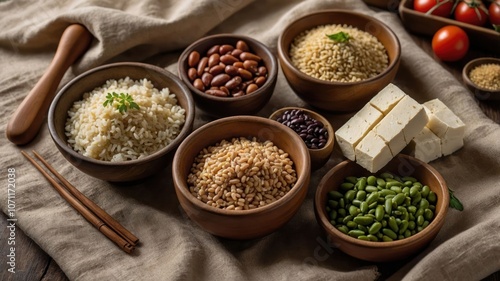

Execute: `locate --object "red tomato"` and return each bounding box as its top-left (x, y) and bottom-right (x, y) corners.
top-left (454, 0), bottom-right (488, 26)
top-left (490, 0), bottom-right (500, 26)
top-left (414, 0), bottom-right (454, 17)
top-left (432, 26), bottom-right (470, 62)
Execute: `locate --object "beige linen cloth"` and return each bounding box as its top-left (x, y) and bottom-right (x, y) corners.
top-left (1, 0), bottom-right (499, 280)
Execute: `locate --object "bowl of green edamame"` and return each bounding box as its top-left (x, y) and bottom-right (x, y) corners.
top-left (314, 154), bottom-right (449, 262)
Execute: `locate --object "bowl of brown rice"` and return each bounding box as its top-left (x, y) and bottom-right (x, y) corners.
top-left (172, 115), bottom-right (311, 239)
top-left (462, 57), bottom-right (500, 101)
top-left (48, 62), bottom-right (195, 182)
top-left (277, 10), bottom-right (401, 112)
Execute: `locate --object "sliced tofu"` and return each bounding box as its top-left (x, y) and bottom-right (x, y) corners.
top-left (335, 104), bottom-right (383, 161)
top-left (355, 131), bottom-right (393, 173)
top-left (373, 95), bottom-right (428, 156)
top-left (369, 83), bottom-right (406, 114)
top-left (404, 127), bottom-right (442, 163)
top-left (423, 99), bottom-right (465, 155)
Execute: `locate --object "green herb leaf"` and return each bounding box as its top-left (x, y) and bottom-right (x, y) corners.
top-left (449, 188), bottom-right (464, 211)
top-left (103, 92), bottom-right (140, 114)
top-left (326, 31), bottom-right (350, 43)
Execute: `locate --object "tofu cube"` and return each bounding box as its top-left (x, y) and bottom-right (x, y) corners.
top-left (355, 131), bottom-right (393, 173)
top-left (369, 83), bottom-right (406, 114)
top-left (405, 127), bottom-right (442, 163)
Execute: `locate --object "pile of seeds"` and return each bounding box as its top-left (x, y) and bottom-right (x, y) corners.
top-left (275, 109), bottom-right (329, 149)
top-left (326, 172), bottom-right (437, 242)
top-left (187, 137), bottom-right (297, 210)
top-left (469, 63), bottom-right (500, 91)
top-left (289, 24), bottom-right (388, 83)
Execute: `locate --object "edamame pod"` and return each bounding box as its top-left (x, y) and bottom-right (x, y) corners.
top-left (369, 222), bottom-right (382, 234)
top-left (366, 192), bottom-right (380, 205)
top-left (367, 176), bottom-right (377, 186)
top-left (382, 228), bottom-right (398, 240)
top-left (375, 205), bottom-right (385, 221)
top-left (354, 216), bottom-right (374, 226)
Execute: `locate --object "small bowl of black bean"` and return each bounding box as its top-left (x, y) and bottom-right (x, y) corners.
top-left (270, 107), bottom-right (334, 170)
top-left (314, 154), bottom-right (449, 262)
top-left (178, 34), bottom-right (278, 117)
top-left (462, 57), bottom-right (500, 101)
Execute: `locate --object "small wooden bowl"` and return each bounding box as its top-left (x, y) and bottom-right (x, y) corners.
top-left (314, 154), bottom-right (449, 262)
top-left (178, 34), bottom-right (278, 117)
top-left (172, 116), bottom-right (311, 239)
top-left (48, 62), bottom-right (195, 182)
top-left (277, 10), bottom-right (401, 112)
top-left (462, 57), bottom-right (500, 101)
top-left (269, 107), bottom-right (334, 170)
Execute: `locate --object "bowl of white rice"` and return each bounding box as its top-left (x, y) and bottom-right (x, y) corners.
top-left (277, 10), bottom-right (401, 112)
top-left (48, 62), bottom-right (195, 182)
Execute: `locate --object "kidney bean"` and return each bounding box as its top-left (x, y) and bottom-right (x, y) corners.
top-left (219, 44), bottom-right (234, 54)
top-left (255, 76), bottom-right (266, 87)
top-left (246, 83), bottom-right (258, 94)
top-left (257, 66), bottom-right (267, 76)
top-left (193, 78), bottom-right (204, 91)
top-left (211, 73), bottom-right (231, 87)
top-left (233, 61), bottom-right (244, 69)
top-left (201, 72), bottom-right (213, 87)
top-left (220, 54), bottom-right (239, 65)
top-left (231, 49), bottom-right (243, 58)
top-left (243, 60), bottom-right (258, 74)
top-left (186, 40), bottom-right (269, 98)
top-left (188, 67), bottom-right (198, 81)
top-left (206, 89), bottom-right (228, 97)
top-left (197, 57), bottom-right (208, 76)
top-left (225, 76), bottom-right (242, 90)
top-left (188, 51), bottom-right (200, 67)
top-left (225, 65), bottom-right (239, 76)
top-left (240, 52), bottom-right (261, 62)
top-left (238, 68), bottom-right (253, 80)
top-left (209, 65), bottom-right (225, 76)
top-left (207, 45), bottom-right (220, 56)
top-left (208, 53), bottom-right (220, 67)
top-left (236, 40), bottom-right (250, 52)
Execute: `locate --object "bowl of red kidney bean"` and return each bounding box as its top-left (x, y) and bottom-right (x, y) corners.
top-left (270, 107), bottom-right (334, 170)
top-left (178, 34), bottom-right (278, 117)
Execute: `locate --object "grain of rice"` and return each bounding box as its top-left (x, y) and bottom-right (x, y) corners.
top-left (289, 24), bottom-right (388, 82)
top-left (65, 77), bottom-right (185, 161)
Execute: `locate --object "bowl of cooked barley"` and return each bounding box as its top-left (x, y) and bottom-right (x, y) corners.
top-left (48, 62), bottom-right (195, 182)
top-left (462, 57), bottom-right (500, 101)
top-left (277, 10), bottom-right (401, 112)
top-left (172, 115), bottom-right (311, 239)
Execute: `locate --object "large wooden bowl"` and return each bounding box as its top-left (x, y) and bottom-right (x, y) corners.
top-left (277, 10), bottom-right (401, 112)
top-left (269, 107), bottom-right (335, 170)
top-left (48, 62), bottom-right (195, 182)
top-left (178, 34), bottom-right (278, 117)
top-left (314, 154), bottom-right (449, 262)
top-left (172, 116), bottom-right (311, 239)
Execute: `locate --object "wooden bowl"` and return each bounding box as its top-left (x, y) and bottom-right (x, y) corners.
top-left (48, 62), bottom-right (195, 182)
top-left (277, 10), bottom-right (401, 112)
top-left (178, 34), bottom-right (278, 117)
top-left (269, 107), bottom-right (334, 170)
top-left (314, 154), bottom-right (449, 262)
top-left (462, 57), bottom-right (500, 101)
top-left (172, 116), bottom-right (311, 239)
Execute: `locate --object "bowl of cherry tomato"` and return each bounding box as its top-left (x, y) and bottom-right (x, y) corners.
top-left (399, 0), bottom-right (500, 53)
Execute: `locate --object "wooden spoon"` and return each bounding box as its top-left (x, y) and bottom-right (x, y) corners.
top-left (6, 24), bottom-right (92, 145)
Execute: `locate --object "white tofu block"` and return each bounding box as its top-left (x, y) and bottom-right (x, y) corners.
top-left (335, 106), bottom-right (382, 161)
top-left (356, 103), bottom-right (384, 126)
top-left (373, 95), bottom-right (427, 156)
top-left (373, 114), bottom-right (406, 157)
top-left (355, 131), bottom-right (393, 173)
top-left (441, 134), bottom-right (464, 156)
top-left (369, 83), bottom-right (406, 114)
top-left (405, 127), bottom-right (442, 163)
top-left (423, 99), bottom-right (465, 155)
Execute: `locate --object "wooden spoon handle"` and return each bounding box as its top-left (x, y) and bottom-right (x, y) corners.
top-left (6, 24), bottom-right (92, 145)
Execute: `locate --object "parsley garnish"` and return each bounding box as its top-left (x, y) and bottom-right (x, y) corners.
top-left (326, 31), bottom-right (350, 43)
top-left (449, 188), bottom-right (464, 211)
top-left (103, 92), bottom-right (140, 114)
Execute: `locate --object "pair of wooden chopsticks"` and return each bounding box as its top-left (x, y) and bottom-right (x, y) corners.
top-left (21, 150), bottom-right (139, 254)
